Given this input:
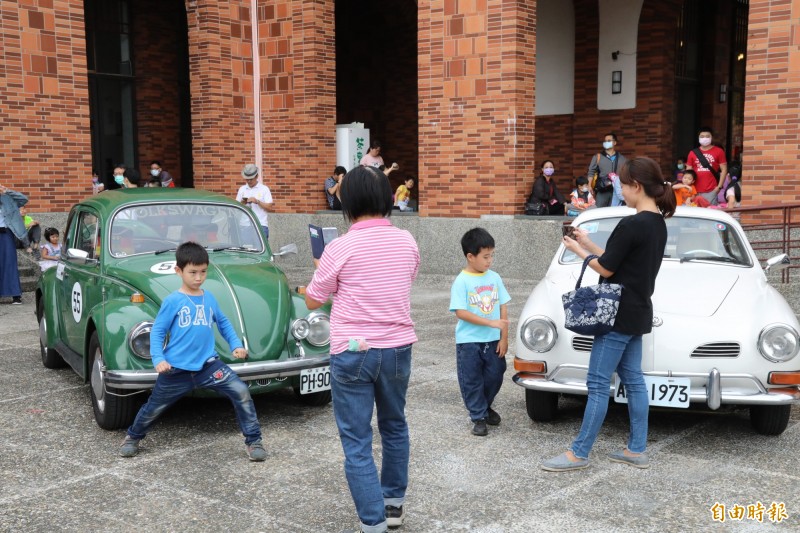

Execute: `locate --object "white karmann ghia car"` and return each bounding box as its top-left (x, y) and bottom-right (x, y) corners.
top-left (513, 206), bottom-right (800, 435)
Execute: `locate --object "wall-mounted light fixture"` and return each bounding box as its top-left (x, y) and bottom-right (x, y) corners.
top-left (612, 50), bottom-right (620, 61)
top-left (612, 71), bottom-right (622, 94)
top-left (719, 83), bottom-right (727, 103)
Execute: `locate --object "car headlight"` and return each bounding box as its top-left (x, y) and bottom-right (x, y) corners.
top-left (128, 322), bottom-right (153, 359)
top-left (306, 311), bottom-right (330, 347)
top-left (520, 316), bottom-right (557, 352)
top-left (758, 324), bottom-right (800, 362)
top-left (291, 318), bottom-right (310, 340)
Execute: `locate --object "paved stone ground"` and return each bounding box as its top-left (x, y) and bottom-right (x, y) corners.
top-left (1, 271), bottom-right (798, 532)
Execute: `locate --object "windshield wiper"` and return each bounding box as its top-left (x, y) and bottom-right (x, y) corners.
top-left (154, 247), bottom-right (177, 255)
top-left (680, 255), bottom-right (737, 264)
top-left (210, 246), bottom-right (251, 252)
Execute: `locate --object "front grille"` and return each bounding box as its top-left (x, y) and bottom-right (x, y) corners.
top-left (572, 336), bottom-right (594, 352)
top-left (691, 342), bottom-right (740, 357)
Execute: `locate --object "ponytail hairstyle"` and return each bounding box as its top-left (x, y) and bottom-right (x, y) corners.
top-left (618, 157), bottom-right (676, 218)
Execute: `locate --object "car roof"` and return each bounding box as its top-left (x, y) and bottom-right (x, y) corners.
top-left (572, 205), bottom-right (740, 225)
top-left (77, 188), bottom-right (238, 213)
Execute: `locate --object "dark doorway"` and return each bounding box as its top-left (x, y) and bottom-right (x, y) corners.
top-left (674, 0), bottom-right (748, 163)
top-left (84, 0), bottom-right (193, 188)
top-left (85, 0), bottom-right (136, 190)
top-left (335, 1), bottom-right (418, 193)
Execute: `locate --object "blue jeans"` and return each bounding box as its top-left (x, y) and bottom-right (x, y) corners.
top-left (571, 331), bottom-right (648, 459)
top-left (261, 225), bottom-right (269, 240)
top-left (331, 345), bottom-right (412, 533)
top-left (456, 341), bottom-right (507, 422)
top-left (127, 358), bottom-right (262, 444)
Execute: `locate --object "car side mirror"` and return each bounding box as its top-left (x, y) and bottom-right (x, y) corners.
top-left (66, 248), bottom-right (97, 265)
top-left (764, 253), bottom-right (790, 272)
top-left (273, 243), bottom-right (298, 257)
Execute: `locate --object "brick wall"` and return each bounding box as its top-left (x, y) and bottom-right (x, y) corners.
top-left (0, 0), bottom-right (91, 211)
top-left (188, 0), bottom-right (336, 212)
top-left (132, 0), bottom-right (184, 184)
top-left (742, 0), bottom-right (800, 207)
top-left (418, 0), bottom-right (536, 218)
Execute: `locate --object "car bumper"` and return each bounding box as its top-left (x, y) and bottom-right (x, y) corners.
top-left (104, 355), bottom-right (330, 390)
top-left (513, 365), bottom-right (800, 407)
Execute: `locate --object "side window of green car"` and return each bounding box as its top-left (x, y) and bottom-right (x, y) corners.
top-left (68, 211), bottom-right (101, 261)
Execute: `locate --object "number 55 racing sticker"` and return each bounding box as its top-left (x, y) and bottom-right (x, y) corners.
top-left (71, 282), bottom-right (83, 323)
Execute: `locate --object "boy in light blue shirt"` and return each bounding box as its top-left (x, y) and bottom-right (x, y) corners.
top-left (449, 228), bottom-right (511, 437)
top-left (120, 241), bottom-right (265, 461)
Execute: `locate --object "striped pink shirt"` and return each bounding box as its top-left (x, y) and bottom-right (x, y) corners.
top-left (305, 218), bottom-right (420, 354)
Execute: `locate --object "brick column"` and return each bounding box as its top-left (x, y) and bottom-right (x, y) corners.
top-left (743, 0), bottom-right (800, 205)
top-left (0, 0), bottom-right (91, 211)
top-left (418, 0), bottom-right (536, 218)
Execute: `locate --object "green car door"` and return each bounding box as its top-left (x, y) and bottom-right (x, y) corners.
top-left (60, 208), bottom-right (104, 355)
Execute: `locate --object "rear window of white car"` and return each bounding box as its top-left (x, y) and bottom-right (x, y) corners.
top-left (560, 216), bottom-right (752, 267)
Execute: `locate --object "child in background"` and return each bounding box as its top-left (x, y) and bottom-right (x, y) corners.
top-left (672, 169), bottom-right (697, 206)
top-left (39, 227), bottom-right (61, 271)
top-left (674, 158), bottom-right (685, 181)
top-left (395, 176), bottom-right (415, 211)
top-left (567, 177), bottom-right (596, 217)
top-left (450, 228), bottom-right (511, 437)
top-left (17, 207), bottom-right (41, 257)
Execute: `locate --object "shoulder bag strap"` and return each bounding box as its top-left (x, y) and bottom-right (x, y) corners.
top-left (575, 254), bottom-right (599, 290)
top-left (692, 148), bottom-right (720, 182)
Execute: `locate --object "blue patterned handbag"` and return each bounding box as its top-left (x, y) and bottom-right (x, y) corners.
top-left (562, 254), bottom-right (623, 336)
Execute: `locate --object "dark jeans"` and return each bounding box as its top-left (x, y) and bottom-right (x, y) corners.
top-left (456, 341), bottom-right (507, 421)
top-left (13, 225), bottom-right (40, 249)
top-left (127, 358), bottom-right (262, 444)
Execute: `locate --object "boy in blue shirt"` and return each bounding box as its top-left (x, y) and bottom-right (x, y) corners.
top-left (120, 242), bottom-right (266, 461)
top-left (449, 228), bottom-right (511, 436)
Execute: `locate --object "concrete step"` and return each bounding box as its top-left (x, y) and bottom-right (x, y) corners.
top-left (16, 250), bottom-right (41, 293)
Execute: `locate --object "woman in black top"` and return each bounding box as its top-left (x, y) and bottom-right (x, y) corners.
top-left (529, 160), bottom-right (569, 215)
top-left (542, 157), bottom-right (676, 472)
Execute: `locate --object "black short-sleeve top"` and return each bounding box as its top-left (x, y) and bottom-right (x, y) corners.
top-left (597, 211), bottom-right (668, 335)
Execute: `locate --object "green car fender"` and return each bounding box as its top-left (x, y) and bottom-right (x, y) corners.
top-left (36, 269), bottom-right (63, 349)
top-left (88, 297), bottom-right (160, 374)
top-left (287, 292), bottom-right (331, 358)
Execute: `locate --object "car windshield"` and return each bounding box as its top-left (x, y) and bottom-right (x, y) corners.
top-left (109, 203), bottom-right (265, 257)
top-left (560, 216), bottom-right (752, 267)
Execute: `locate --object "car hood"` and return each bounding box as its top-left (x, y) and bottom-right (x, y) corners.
top-left (106, 254), bottom-right (291, 357)
top-left (558, 261), bottom-right (739, 318)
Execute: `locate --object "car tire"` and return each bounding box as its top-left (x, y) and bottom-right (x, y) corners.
top-left (525, 389), bottom-right (559, 422)
top-left (749, 405), bottom-right (791, 436)
top-left (89, 331), bottom-right (139, 430)
top-left (37, 301), bottom-right (66, 369)
top-left (293, 388), bottom-right (333, 407)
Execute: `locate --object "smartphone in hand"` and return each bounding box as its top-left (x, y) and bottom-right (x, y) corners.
top-left (561, 225), bottom-right (577, 239)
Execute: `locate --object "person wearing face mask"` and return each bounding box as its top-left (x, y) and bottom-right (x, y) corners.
top-left (685, 127), bottom-right (727, 205)
top-left (102, 164), bottom-right (126, 192)
top-left (150, 160), bottom-right (175, 188)
top-left (528, 160), bottom-right (569, 216)
top-left (567, 176), bottom-right (596, 217)
top-left (587, 133), bottom-right (628, 208)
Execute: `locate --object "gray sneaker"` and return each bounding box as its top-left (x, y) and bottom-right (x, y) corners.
top-left (541, 452), bottom-right (589, 472)
top-left (386, 505), bottom-right (405, 528)
top-left (119, 436), bottom-right (140, 458)
top-left (246, 439), bottom-right (267, 461)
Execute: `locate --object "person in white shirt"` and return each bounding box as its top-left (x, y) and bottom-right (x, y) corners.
top-left (235, 164), bottom-right (274, 240)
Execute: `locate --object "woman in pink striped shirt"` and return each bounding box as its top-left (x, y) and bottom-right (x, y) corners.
top-left (305, 165), bottom-right (420, 533)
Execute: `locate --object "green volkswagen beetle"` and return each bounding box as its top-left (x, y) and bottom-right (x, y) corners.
top-left (35, 188), bottom-right (331, 430)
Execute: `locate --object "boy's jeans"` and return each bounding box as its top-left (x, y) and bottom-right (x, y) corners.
top-left (456, 341), bottom-right (507, 422)
top-left (331, 345), bottom-right (412, 533)
top-left (571, 331), bottom-right (648, 459)
top-left (127, 358), bottom-right (262, 444)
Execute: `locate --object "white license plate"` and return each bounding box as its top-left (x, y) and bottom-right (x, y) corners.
top-left (614, 376), bottom-right (691, 408)
top-left (299, 366), bottom-right (331, 394)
